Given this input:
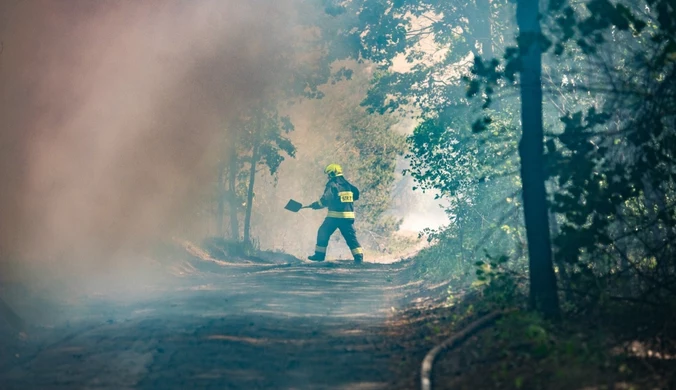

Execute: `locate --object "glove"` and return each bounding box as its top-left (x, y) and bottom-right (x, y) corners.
top-left (310, 201), bottom-right (322, 210)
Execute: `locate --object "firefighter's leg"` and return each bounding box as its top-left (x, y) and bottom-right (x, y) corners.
top-left (338, 220), bottom-right (364, 264)
top-left (309, 218), bottom-right (338, 261)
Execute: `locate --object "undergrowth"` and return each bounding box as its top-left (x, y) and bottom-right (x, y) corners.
top-left (426, 258), bottom-right (676, 389)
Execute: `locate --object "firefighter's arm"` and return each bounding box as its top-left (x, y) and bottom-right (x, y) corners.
top-left (351, 184), bottom-right (360, 201)
top-left (310, 184), bottom-right (332, 209)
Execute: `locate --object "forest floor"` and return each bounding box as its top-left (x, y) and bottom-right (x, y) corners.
top-left (1, 242), bottom-right (674, 389)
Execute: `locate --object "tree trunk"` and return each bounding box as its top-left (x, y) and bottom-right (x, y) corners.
top-left (216, 161), bottom-right (226, 237)
top-left (516, 0), bottom-right (560, 319)
top-left (243, 144), bottom-right (259, 246)
top-left (227, 145), bottom-right (240, 241)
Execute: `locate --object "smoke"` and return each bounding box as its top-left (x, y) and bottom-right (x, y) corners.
top-left (389, 117), bottom-right (450, 234)
top-left (0, 0), bottom-right (297, 278)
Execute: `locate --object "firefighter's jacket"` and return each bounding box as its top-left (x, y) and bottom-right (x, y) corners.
top-left (317, 176), bottom-right (360, 219)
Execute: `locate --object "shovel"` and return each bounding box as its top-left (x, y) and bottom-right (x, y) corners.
top-left (284, 199), bottom-right (310, 212)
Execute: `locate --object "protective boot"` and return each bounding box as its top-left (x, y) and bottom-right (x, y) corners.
top-left (353, 254), bottom-right (364, 264)
top-left (308, 252), bottom-right (325, 262)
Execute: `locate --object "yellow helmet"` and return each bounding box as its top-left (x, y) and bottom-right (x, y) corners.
top-left (324, 163), bottom-right (343, 177)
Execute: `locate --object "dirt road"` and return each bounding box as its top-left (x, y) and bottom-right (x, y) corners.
top-left (0, 260), bottom-right (415, 390)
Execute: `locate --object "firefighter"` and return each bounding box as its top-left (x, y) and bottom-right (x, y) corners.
top-left (307, 164), bottom-right (364, 264)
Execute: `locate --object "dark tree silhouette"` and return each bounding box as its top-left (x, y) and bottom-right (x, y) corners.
top-left (516, 0), bottom-right (559, 318)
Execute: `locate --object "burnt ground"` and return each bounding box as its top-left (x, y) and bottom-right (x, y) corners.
top-left (0, 258), bottom-right (431, 390)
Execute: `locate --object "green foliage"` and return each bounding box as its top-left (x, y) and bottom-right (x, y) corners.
top-left (323, 0), bottom-right (676, 324)
top-left (324, 0), bottom-right (516, 115)
top-left (321, 0), bottom-right (530, 279)
top-left (452, 0), bottom-right (676, 317)
top-left (406, 109), bottom-right (526, 291)
top-left (411, 177), bottom-right (528, 291)
top-left (472, 257), bottom-right (525, 313)
top-left (317, 0), bottom-right (676, 385)
top-left (534, 0), bottom-right (676, 312)
top-left (406, 111), bottom-right (520, 198)
top-left (442, 305), bottom-right (662, 388)
top-left (412, 240), bottom-right (476, 285)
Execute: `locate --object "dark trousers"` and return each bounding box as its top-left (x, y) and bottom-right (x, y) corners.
top-left (315, 218), bottom-right (363, 258)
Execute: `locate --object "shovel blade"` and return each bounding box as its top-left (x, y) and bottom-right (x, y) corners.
top-left (284, 199), bottom-right (303, 212)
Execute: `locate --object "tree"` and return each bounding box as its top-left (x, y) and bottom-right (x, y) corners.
top-left (221, 103), bottom-right (296, 248)
top-left (515, 0), bottom-right (559, 318)
top-left (242, 107), bottom-right (295, 246)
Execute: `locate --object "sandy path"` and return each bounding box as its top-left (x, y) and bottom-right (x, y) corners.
top-left (0, 261), bottom-right (412, 389)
